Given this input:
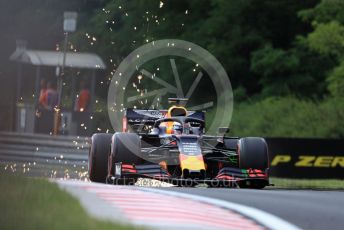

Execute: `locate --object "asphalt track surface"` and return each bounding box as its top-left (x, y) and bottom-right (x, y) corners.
top-left (155, 187), bottom-right (344, 230)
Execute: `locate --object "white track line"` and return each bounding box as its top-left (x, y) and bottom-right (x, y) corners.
top-left (138, 187), bottom-right (302, 230)
top-left (56, 180), bottom-right (301, 230)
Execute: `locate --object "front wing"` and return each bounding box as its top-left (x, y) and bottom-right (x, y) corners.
top-left (112, 163), bottom-right (269, 187)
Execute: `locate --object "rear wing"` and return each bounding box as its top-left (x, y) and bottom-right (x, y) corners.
top-left (123, 108), bottom-right (205, 132)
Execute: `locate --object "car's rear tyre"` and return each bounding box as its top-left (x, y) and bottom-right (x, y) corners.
top-left (89, 133), bottom-right (112, 183)
top-left (108, 132), bottom-right (143, 185)
top-left (238, 137), bottom-right (268, 170)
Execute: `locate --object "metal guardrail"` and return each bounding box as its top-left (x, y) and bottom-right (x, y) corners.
top-left (0, 132), bottom-right (89, 164)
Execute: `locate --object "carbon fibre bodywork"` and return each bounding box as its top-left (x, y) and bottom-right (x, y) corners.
top-left (104, 107), bottom-right (270, 188)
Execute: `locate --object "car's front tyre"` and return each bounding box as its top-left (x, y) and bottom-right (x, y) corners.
top-left (237, 137), bottom-right (269, 189)
top-left (238, 137), bottom-right (269, 170)
top-left (107, 132), bottom-right (143, 185)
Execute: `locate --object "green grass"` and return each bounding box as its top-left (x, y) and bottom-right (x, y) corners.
top-left (0, 173), bottom-right (136, 230)
top-left (270, 177), bottom-right (344, 189)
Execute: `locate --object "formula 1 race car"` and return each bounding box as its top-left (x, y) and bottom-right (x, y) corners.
top-left (88, 98), bottom-right (270, 188)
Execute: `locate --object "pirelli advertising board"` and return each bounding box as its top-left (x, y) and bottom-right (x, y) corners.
top-left (266, 138), bottom-right (344, 178)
